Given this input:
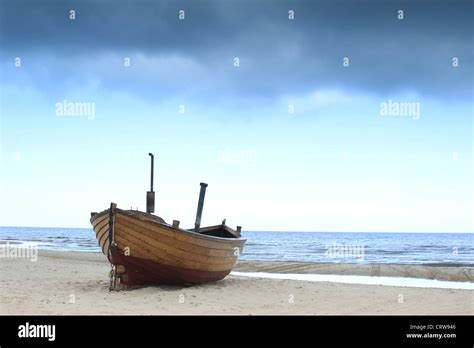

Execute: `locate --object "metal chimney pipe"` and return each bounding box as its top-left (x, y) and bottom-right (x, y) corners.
top-left (149, 153), bottom-right (154, 191)
top-left (146, 153), bottom-right (155, 214)
top-left (194, 182), bottom-right (208, 233)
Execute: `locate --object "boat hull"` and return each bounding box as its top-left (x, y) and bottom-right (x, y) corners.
top-left (110, 248), bottom-right (231, 285)
top-left (90, 206), bottom-right (245, 286)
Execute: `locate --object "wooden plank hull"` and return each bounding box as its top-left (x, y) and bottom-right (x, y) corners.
top-left (111, 248), bottom-right (231, 285)
top-left (90, 207), bottom-right (246, 286)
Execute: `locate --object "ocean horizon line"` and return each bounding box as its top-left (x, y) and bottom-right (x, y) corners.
top-left (0, 226), bottom-right (473, 234)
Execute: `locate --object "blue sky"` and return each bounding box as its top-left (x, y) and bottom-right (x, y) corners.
top-left (0, 0), bottom-right (472, 231)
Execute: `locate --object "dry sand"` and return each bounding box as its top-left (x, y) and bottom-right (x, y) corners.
top-left (0, 250), bottom-right (472, 315)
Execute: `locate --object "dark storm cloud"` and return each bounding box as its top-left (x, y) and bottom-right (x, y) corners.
top-left (1, 0), bottom-right (472, 100)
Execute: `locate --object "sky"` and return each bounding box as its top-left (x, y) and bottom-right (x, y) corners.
top-left (0, 0), bottom-right (472, 232)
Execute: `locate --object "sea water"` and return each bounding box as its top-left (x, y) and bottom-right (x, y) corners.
top-left (0, 227), bottom-right (472, 266)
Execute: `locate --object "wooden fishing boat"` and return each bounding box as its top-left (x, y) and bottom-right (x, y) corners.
top-left (90, 153), bottom-right (246, 289)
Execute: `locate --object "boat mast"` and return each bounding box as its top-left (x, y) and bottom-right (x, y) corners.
top-left (146, 153), bottom-right (155, 214)
top-left (194, 182), bottom-right (208, 232)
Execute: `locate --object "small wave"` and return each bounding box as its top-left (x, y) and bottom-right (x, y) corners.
top-left (0, 240), bottom-right (23, 245)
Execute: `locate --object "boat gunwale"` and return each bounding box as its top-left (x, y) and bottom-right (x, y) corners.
top-left (90, 208), bottom-right (246, 245)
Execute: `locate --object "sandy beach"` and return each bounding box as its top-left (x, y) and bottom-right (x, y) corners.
top-left (0, 250), bottom-right (472, 315)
